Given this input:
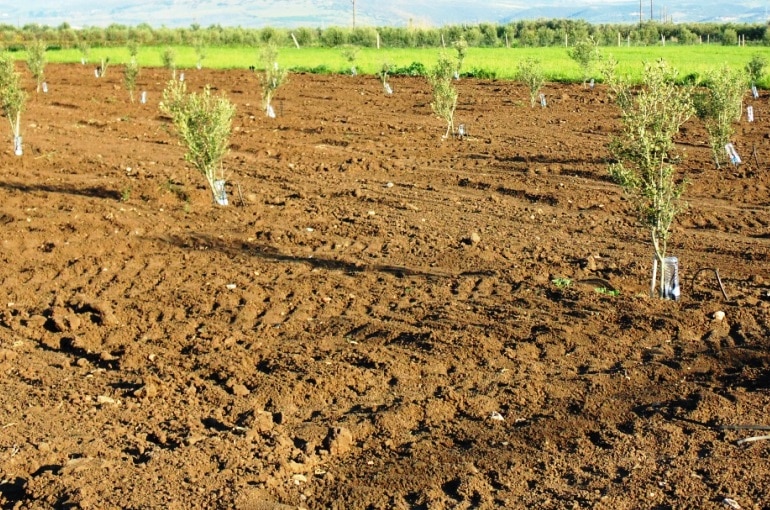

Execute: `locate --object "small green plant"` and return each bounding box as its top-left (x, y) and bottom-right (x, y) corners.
top-left (693, 64), bottom-right (746, 168)
top-left (127, 40), bottom-right (140, 60)
top-left (594, 287), bottom-right (620, 297)
top-left (159, 80), bottom-right (235, 205)
top-left (26, 39), bottom-right (46, 93)
top-left (453, 38), bottom-right (468, 76)
top-left (193, 37), bottom-right (207, 69)
top-left (606, 59), bottom-right (694, 299)
top-left (340, 44), bottom-right (359, 75)
top-left (124, 58), bottom-right (139, 103)
top-left (516, 58), bottom-right (545, 108)
top-left (379, 62), bottom-right (392, 94)
top-left (120, 186), bottom-right (132, 202)
top-left (97, 56), bottom-right (110, 78)
top-left (568, 37), bottom-right (601, 88)
top-left (0, 52), bottom-right (26, 156)
top-left (551, 277), bottom-right (573, 289)
top-left (78, 40), bottom-right (90, 64)
top-left (258, 43), bottom-right (287, 116)
top-left (162, 47), bottom-right (177, 79)
top-left (745, 54), bottom-right (767, 86)
top-left (427, 52), bottom-right (458, 139)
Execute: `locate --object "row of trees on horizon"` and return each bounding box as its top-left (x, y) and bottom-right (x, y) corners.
top-left (2, 19), bottom-right (770, 50)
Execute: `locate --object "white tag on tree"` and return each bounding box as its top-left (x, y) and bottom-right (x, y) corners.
top-left (42, 82), bottom-right (48, 93)
top-left (752, 85), bottom-right (759, 99)
top-left (384, 83), bottom-right (393, 95)
top-left (747, 105), bottom-right (754, 122)
top-left (267, 105), bottom-right (276, 118)
top-left (540, 93), bottom-right (546, 108)
top-left (141, 91), bottom-right (147, 104)
top-left (725, 143), bottom-right (741, 165)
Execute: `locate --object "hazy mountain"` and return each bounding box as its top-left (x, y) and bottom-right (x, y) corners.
top-left (0, 0), bottom-right (767, 28)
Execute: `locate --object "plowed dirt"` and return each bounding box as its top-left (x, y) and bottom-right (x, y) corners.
top-left (1, 64), bottom-right (769, 509)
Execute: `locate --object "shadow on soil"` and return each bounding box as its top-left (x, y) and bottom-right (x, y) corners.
top-left (156, 232), bottom-right (495, 281)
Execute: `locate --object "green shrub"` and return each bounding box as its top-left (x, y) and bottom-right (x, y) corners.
top-left (606, 59), bottom-right (694, 299)
top-left (26, 39), bottom-right (46, 93)
top-left (124, 58), bottom-right (139, 103)
top-left (428, 52), bottom-right (458, 139)
top-left (568, 37), bottom-right (601, 87)
top-left (516, 58), bottom-right (545, 107)
top-left (258, 43), bottom-right (288, 115)
top-left (162, 47), bottom-right (177, 79)
top-left (693, 64), bottom-right (746, 167)
top-left (745, 53), bottom-right (767, 86)
top-left (0, 52), bottom-right (25, 155)
top-left (159, 80), bottom-right (235, 205)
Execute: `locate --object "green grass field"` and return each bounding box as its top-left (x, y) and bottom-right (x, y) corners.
top-left (31, 44), bottom-right (770, 86)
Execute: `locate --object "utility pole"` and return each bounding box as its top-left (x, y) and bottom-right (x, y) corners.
top-left (639, 0), bottom-right (642, 27)
top-left (650, 0), bottom-right (653, 22)
top-left (352, 0), bottom-right (356, 28)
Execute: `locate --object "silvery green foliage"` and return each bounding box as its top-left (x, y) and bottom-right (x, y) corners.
top-left (160, 80), bottom-right (235, 205)
top-left (428, 52), bottom-right (458, 139)
top-left (607, 59), bottom-right (694, 298)
top-left (568, 37), bottom-right (601, 87)
top-left (693, 64), bottom-right (747, 167)
top-left (0, 52), bottom-right (25, 143)
top-left (516, 58), bottom-right (545, 108)
top-left (26, 39), bottom-right (46, 93)
top-left (259, 43), bottom-right (287, 115)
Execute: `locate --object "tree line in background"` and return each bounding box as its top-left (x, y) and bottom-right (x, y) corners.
top-left (1, 19), bottom-right (769, 51)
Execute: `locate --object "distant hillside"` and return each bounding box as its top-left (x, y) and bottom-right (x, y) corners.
top-left (1, 0), bottom-right (768, 28)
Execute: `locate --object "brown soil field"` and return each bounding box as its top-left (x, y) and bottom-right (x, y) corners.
top-left (1, 63), bottom-right (769, 509)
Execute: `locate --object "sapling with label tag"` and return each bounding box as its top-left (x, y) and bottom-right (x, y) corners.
top-left (568, 37), bottom-right (601, 88)
top-left (26, 39), bottom-right (46, 93)
top-left (124, 58), bottom-right (139, 103)
top-left (0, 52), bottom-right (26, 156)
top-left (258, 43), bottom-right (287, 117)
top-left (193, 37), bottom-right (207, 70)
top-left (159, 80), bottom-right (235, 206)
top-left (693, 64), bottom-right (747, 168)
top-left (162, 47), bottom-right (177, 80)
top-left (516, 57), bottom-right (545, 108)
top-left (453, 38), bottom-right (467, 78)
top-left (379, 62), bottom-right (392, 95)
top-left (428, 52), bottom-right (458, 139)
top-left (745, 54), bottom-right (766, 91)
top-left (78, 40), bottom-right (89, 65)
top-left (340, 45), bottom-right (359, 76)
top-left (605, 59), bottom-right (694, 300)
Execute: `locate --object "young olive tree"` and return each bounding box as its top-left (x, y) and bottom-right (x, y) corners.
top-left (745, 53), bottom-right (767, 86)
top-left (0, 53), bottom-right (26, 156)
top-left (428, 52), bottom-right (458, 139)
top-left (78, 40), bottom-right (90, 64)
top-left (340, 44), bottom-right (359, 75)
top-left (693, 64), bottom-right (747, 168)
top-left (162, 47), bottom-right (177, 79)
top-left (26, 39), bottom-right (46, 93)
top-left (516, 58), bottom-right (545, 108)
top-left (124, 58), bottom-right (139, 103)
top-left (193, 37), bottom-right (207, 69)
top-left (568, 37), bottom-right (601, 88)
top-left (258, 43), bottom-right (287, 116)
top-left (127, 39), bottom-right (140, 60)
top-left (606, 59), bottom-right (694, 299)
top-left (453, 38), bottom-right (468, 77)
top-left (160, 80), bottom-right (235, 205)
top-left (378, 61), bottom-right (392, 94)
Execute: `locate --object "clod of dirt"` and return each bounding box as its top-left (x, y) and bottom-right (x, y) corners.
top-left (324, 426), bottom-right (353, 456)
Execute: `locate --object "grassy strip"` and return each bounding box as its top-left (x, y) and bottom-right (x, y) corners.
top-left (31, 45), bottom-right (770, 86)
